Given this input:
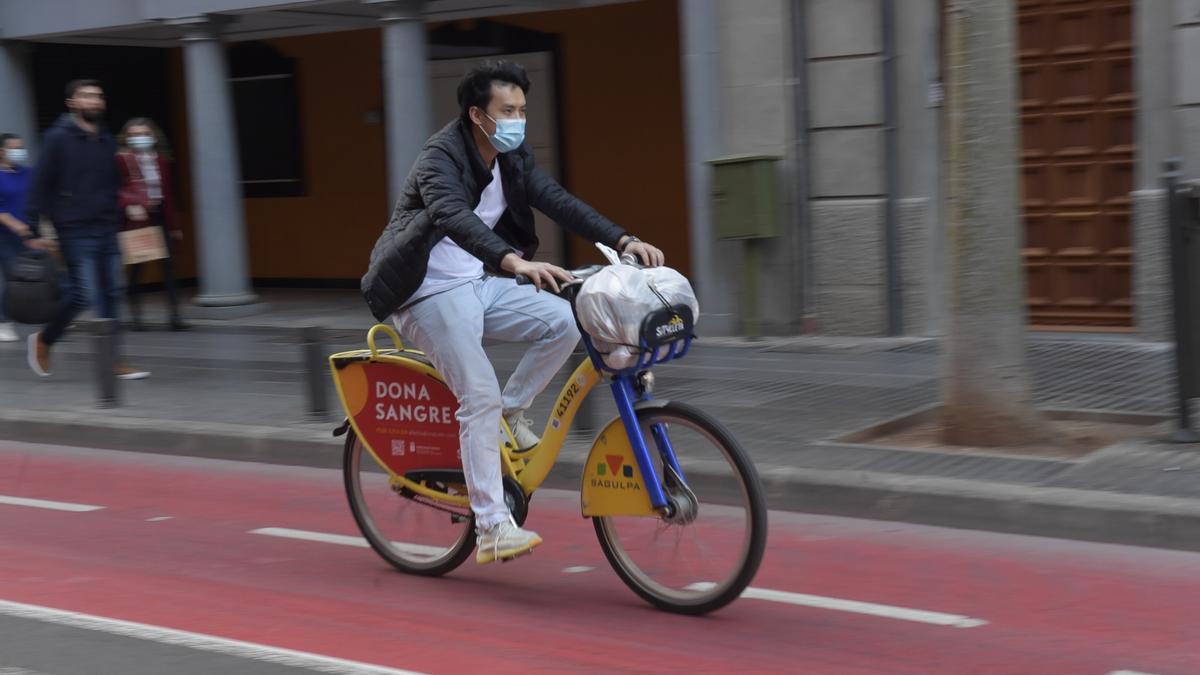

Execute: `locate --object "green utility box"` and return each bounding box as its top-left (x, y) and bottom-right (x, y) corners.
top-left (707, 154), bottom-right (783, 339)
top-left (710, 154), bottom-right (783, 240)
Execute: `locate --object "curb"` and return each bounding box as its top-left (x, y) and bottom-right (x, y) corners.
top-left (3, 409), bottom-right (1199, 553)
top-left (0, 410), bottom-right (342, 469)
top-left (754, 465), bottom-right (1200, 552)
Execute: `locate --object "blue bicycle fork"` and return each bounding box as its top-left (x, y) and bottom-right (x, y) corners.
top-left (610, 374), bottom-right (687, 512)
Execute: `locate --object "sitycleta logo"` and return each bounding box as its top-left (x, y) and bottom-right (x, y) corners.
top-left (654, 314), bottom-right (686, 340)
top-left (592, 454), bottom-right (640, 490)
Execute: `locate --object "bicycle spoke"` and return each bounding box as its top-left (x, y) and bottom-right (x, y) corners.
top-left (345, 433), bottom-right (475, 575)
top-left (594, 403), bottom-right (766, 614)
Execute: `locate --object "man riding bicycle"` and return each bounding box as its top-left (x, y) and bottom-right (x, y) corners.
top-left (362, 61), bottom-right (665, 564)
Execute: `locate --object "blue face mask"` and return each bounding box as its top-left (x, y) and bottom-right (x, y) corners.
top-left (480, 113), bottom-right (525, 153)
top-left (5, 148), bottom-right (27, 165)
top-left (128, 136), bottom-right (156, 151)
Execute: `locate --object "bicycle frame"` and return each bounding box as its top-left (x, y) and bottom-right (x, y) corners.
top-left (331, 321), bottom-right (692, 516)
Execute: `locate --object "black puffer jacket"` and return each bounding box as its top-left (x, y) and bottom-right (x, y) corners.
top-left (362, 120), bottom-right (627, 321)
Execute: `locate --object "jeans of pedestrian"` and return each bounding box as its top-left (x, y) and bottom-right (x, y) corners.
top-left (41, 229), bottom-right (123, 348)
top-left (392, 275), bottom-right (580, 529)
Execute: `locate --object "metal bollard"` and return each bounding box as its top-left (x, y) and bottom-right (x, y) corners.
top-left (301, 325), bottom-right (330, 420)
top-left (92, 318), bottom-right (119, 409)
top-left (1163, 158), bottom-right (1199, 443)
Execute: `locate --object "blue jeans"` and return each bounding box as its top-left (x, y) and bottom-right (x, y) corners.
top-left (392, 276), bottom-right (580, 528)
top-left (41, 229), bottom-right (124, 348)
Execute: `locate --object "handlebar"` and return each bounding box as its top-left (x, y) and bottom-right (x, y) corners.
top-left (513, 253), bottom-right (644, 293)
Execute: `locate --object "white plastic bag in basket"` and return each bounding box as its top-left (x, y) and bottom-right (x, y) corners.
top-left (575, 265), bottom-right (700, 370)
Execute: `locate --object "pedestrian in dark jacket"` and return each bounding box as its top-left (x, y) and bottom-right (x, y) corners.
top-left (363, 60), bottom-right (665, 563)
top-left (26, 79), bottom-right (149, 380)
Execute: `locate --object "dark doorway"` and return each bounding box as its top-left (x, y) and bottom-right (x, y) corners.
top-left (30, 43), bottom-right (174, 146)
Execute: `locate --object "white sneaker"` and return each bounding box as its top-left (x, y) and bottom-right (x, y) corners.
top-left (28, 332), bottom-right (50, 377)
top-left (475, 518), bottom-right (542, 564)
top-left (116, 365), bottom-right (151, 381)
top-left (504, 410), bottom-right (541, 451)
top-left (0, 323), bottom-right (17, 342)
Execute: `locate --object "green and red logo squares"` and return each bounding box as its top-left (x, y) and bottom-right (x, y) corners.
top-left (597, 455), bottom-right (636, 478)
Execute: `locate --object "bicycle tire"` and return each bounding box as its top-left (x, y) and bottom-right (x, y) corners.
top-left (593, 401), bottom-right (768, 615)
top-left (343, 429), bottom-right (476, 576)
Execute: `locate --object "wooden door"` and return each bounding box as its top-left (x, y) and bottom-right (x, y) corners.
top-left (1018, 0), bottom-right (1134, 328)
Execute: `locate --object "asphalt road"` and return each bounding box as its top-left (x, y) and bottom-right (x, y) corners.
top-left (1, 441), bottom-right (1197, 674)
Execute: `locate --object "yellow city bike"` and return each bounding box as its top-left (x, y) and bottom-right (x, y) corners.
top-left (329, 269), bottom-right (767, 615)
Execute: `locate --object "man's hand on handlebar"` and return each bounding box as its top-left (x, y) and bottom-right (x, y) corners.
top-left (501, 253), bottom-right (575, 293)
top-left (623, 241), bottom-right (665, 267)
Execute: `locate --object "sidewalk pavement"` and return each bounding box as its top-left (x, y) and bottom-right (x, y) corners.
top-left (2, 289), bottom-right (1198, 552)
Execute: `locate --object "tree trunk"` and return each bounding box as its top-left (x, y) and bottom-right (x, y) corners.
top-left (941, 0), bottom-right (1054, 446)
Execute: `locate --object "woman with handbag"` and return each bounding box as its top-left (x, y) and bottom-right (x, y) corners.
top-left (0, 133), bottom-right (53, 342)
top-left (118, 118), bottom-right (189, 331)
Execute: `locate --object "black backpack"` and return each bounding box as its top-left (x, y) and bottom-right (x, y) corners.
top-left (4, 248), bottom-right (61, 325)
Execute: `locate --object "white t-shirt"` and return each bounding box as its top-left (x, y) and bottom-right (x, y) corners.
top-left (411, 160), bottom-right (507, 302)
top-left (136, 152), bottom-right (162, 202)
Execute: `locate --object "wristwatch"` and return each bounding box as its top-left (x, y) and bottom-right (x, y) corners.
top-left (620, 236), bottom-right (641, 252)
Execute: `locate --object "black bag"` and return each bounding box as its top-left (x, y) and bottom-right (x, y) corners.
top-left (3, 248), bottom-right (61, 325)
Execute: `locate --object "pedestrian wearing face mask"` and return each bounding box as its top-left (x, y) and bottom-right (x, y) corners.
top-left (0, 133), bottom-right (53, 342)
top-left (118, 118), bottom-right (188, 331)
top-left (26, 80), bottom-right (149, 380)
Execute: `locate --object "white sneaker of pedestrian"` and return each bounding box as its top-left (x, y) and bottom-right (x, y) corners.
top-left (475, 518), bottom-right (542, 564)
top-left (504, 410), bottom-right (541, 451)
top-left (116, 365), bottom-right (151, 381)
top-left (27, 333), bottom-right (50, 377)
top-left (0, 323), bottom-right (17, 342)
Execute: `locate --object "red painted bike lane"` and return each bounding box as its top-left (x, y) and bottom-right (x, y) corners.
top-left (1, 442), bottom-right (1197, 674)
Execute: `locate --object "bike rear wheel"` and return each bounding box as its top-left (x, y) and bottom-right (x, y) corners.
top-left (343, 430), bottom-right (475, 576)
top-left (593, 401), bottom-right (767, 615)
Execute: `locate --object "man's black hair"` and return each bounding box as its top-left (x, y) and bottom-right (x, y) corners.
top-left (456, 61), bottom-right (530, 126)
top-left (65, 79), bottom-right (102, 99)
top-left (0, 133), bottom-right (19, 146)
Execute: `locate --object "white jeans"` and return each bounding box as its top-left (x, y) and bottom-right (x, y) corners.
top-left (392, 276), bottom-right (579, 529)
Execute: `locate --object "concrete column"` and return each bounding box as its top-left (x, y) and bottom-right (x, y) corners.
top-left (371, 0), bottom-right (433, 207)
top-left (1132, 0), bottom-right (1179, 341)
top-left (0, 42), bottom-right (37, 154)
top-left (1176, 0), bottom-right (1200, 174)
top-left (805, 0), bottom-right (887, 336)
top-left (175, 15), bottom-right (260, 315)
top-left (717, 0), bottom-right (802, 336)
top-left (679, 0), bottom-right (735, 335)
top-left (895, 0), bottom-right (944, 336)
top-left (1135, 0), bottom-right (1177, 191)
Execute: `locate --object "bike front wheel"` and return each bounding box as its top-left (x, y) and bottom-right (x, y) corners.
top-left (343, 430), bottom-right (475, 576)
top-left (593, 401), bottom-right (768, 615)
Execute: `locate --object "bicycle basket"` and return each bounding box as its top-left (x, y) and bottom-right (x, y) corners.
top-left (576, 265), bottom-right (698, 371)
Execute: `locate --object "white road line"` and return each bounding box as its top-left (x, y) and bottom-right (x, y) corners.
top-left (562, 566), bottom-right (594, 574)
top-left (1109, 671), bottom-right (1160, 675)
top-left (145, 516), bottom-right (174, 522)
top-left (0, 599), bottom-right (426, 675)
top-left (0, 494), bottom-right (104, 512)
top-left (256, 528), bottom-right (990, 629)
top-left (0, 667), bottom-right (55, 675)
top-left (686, 583), bottom-right (988, 628)
top-left (249, 527), bottom-right (446, 558)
